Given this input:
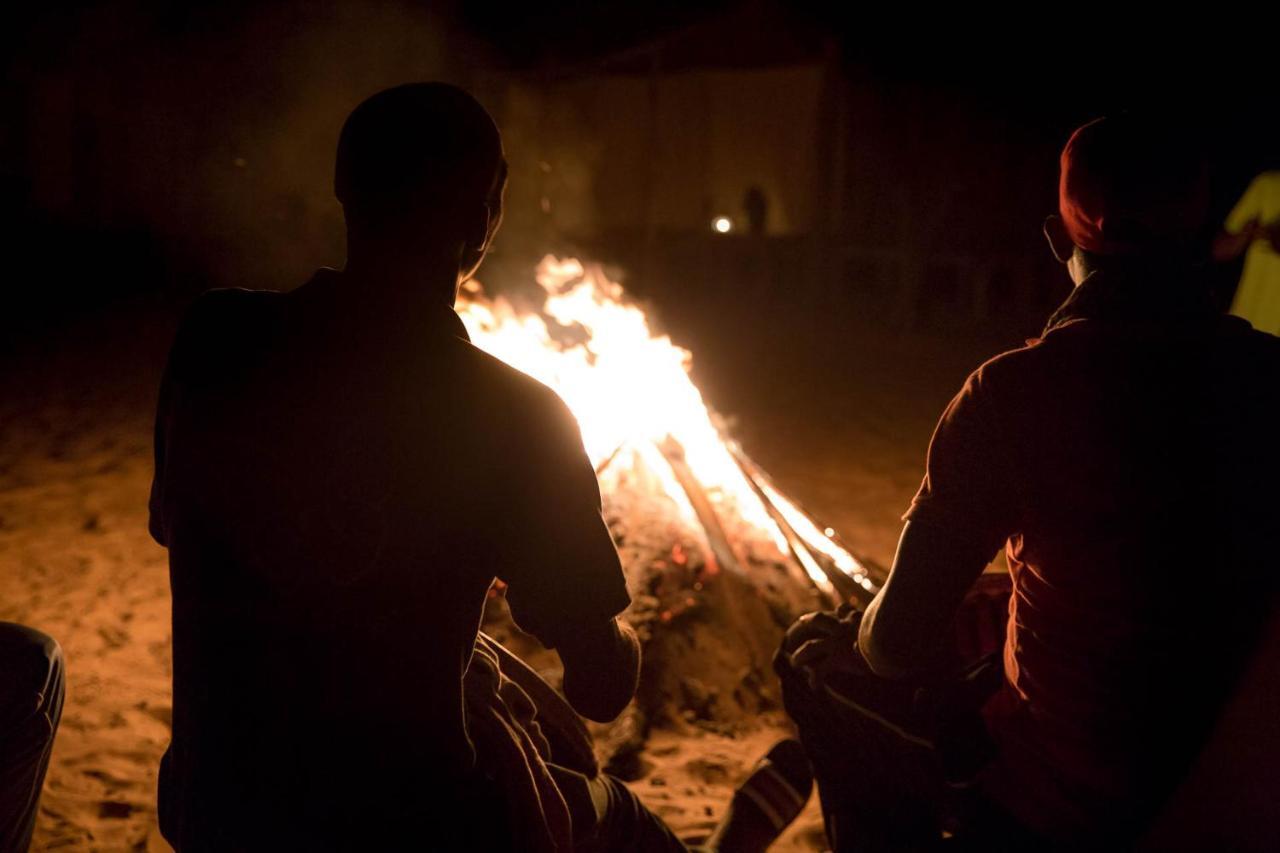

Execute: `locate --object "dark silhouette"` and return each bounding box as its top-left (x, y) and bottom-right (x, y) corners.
top-left (149, 83), bottom-right (671, 851)
top-left (777, 114), bottom-right (1280, 850)
top-left (150, 82), bottom-right (812, 853)
top-left (0, 622), bottom-right (65, 852)
top-left (742, 186), bottom-right (768, 237)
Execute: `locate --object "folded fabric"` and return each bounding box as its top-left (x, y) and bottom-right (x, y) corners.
top-left (465, 634), bottom-right (577, 852)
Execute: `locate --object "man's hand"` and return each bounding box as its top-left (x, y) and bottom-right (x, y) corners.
top-left (778, 607), bottom-right (953, 753)
top-left (780, 607), bottom-right (873, 690)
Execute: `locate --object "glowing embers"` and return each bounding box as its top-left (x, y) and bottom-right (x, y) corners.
top-left (458, 257), bottom-right (880, 604)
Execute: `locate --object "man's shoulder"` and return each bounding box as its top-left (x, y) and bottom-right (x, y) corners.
top-left (192, 285), bottom-right (285, 311)
top-left (1228, 316), bottom-right (1280, 350)
top-left (974, 313), bottom-right (1280, 394)
top-left (451, 339), bottom-right (580, 437)
top-left (178, 287), bottom-right (284, 339)
top-left (455, 339), bottom-right (563, 405)
top-left (960, 336), bottom-right (1057, 399)
top-left (168, 287), bottom-right (285, 372)
top-left (1218, 317), bottom-right (1280, 381)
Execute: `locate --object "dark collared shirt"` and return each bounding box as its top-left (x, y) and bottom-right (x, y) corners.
top-left (906, 269), bottom-right (1280, 841)
top-left (150, 270), bottom-right (629, 848)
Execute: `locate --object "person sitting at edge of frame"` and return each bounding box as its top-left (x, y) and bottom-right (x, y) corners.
top-left (0, 622), bottom-right (65, 853)
top-left (148, 82), bottom-right (814, 852)
top-left (777, 114), bottom-right (1280, 852)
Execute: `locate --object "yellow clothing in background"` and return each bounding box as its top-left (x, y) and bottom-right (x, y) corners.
top-left (1226, 171), bottom-right (1280, 336)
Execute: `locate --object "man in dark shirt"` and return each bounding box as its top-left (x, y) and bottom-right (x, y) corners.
top-left (149, 83), bottom-right (676, 850)
top-left (778, 115), bottom-right (1280, 850)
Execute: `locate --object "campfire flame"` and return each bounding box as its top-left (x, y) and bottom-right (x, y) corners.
top-left (458, 257), bottom-right (877, 600)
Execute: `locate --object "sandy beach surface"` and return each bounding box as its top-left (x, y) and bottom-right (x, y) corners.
top-left (0, 299), bottom-right (993, 851)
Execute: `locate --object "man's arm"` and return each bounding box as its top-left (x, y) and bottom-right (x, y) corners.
top-left (148, 289), bottom-right (235, 546)
top-left (556, 617), bottom-right (641, 722)
top-left (857, 520), bottom-right (991, 679)
top-left (149, 298), bottom-right (206, 547)
top-left (1211, 218), bottom-right (1259, 262)
top-left (858, 362), bottom-right (1018, 679)
top-left (148, 362), bottom-right (175, 547)
top-left (497, 387), bottom-right (636, 721)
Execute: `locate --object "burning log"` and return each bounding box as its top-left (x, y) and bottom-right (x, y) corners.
top-left (729, 445), bottom-right (883, 607)
top-left (655, 436), bottom-right (743, 578)
top-left (731, 455), bottom-right (854, 606)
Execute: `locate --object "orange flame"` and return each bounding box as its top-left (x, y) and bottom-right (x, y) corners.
top-left (458, 257), bottom-right (874, 594)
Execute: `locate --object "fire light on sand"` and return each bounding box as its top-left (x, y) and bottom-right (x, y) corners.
top-left (458, 256), bottom-right (879, 603)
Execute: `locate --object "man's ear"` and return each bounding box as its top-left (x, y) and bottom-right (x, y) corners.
top-left (457, 205), bottom-right (491, 279)
top-left (463, 203), bottom-right (493, 256)
top-left (1043, 215), bottom-right (1076, 264)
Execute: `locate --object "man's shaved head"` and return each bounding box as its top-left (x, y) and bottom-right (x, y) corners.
top-left (335, 83), bottom-right (506, 232)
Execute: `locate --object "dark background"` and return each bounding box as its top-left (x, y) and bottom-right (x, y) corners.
top-left (2, 3), bottom-right (1277, 514)
top-left (3, 1), bottom-right (1277, 329)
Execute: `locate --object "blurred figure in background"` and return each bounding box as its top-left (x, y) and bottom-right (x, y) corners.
top-left (1213, 170), bottom-right (1280, 335)
top-left (776, 115), bottom-right (1280, 851)
top-left (742, 186), bottom-right (768, 237)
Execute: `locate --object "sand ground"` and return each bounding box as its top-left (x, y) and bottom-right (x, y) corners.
top-left (0, 297), bottom-right (1007, 851)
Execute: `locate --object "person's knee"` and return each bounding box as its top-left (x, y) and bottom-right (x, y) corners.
top-left (0, 622), bottom-right (66, 730)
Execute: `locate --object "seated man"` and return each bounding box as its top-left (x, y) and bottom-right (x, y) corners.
top-left (150, 83), bottom-right (809, 852)
top-left (778, 114), bottom-right (1280, 851)
top-left (149, 83), bottom-right (672, 851)
top-left (0, 622), bottom-right (65, 852)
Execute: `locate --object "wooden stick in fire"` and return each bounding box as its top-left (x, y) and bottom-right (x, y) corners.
top-left (594, 441), bottom-right (628, 477)
top-left (729, 444), bottom-right (882, 608)
top-left (655, 435), bottom-right (764, 672)
top-left (731, 460), bottom-right (848, 606)
top-left (655, 435), bottom-right (746, 578)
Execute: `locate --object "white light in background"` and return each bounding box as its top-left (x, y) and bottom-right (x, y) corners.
top-left (712, 216), bottom-right (733, 234)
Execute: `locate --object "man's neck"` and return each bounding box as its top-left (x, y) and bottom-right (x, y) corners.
top-left (341, 248), bottom-right (461, 321)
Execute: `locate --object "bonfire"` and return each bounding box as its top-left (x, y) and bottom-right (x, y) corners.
top-left (459, 257), bottom-right (884, 765)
